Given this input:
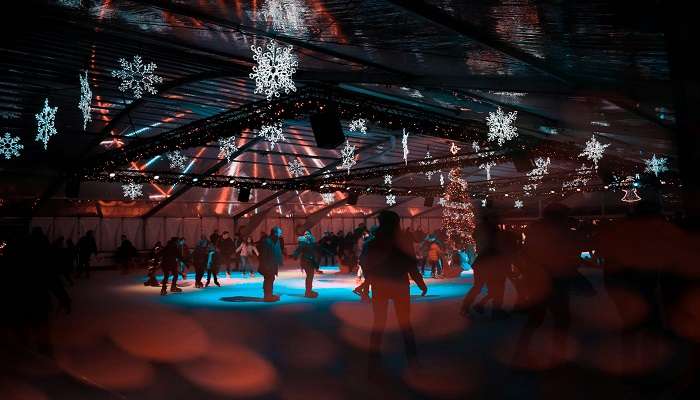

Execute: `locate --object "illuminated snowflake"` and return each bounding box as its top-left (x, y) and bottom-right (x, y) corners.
top-left (288, 158), bottom-right (305, 177)
top-left (384, 174), bottom-right (392, 186)
top-left (218, 136), bottom-right (238, 162)
top-left (250, 40), bottom-right (298, 100)
top-left (643, 154), bottom-right (668, 176)
top-left (471, 141), bottom-right (480, 153)
top-left (402, 129), bottom-right (409, 165)
top-left (78, 70), bottom-right (92, 130)
top-left (111, 55), bottom-right (163, 99)
top-left (260, 0), bottom-right (308, 33)
top-left (348, 118), bottom-right (367, 134)
top-left (0, 132), bottom-right (23, 159)
top-left (514, 200), bottom-right (524, 209)
top-left (440, 173), bottom-right (445, 187)
top-left (479, 161), bottom-right (496, 181)
top-left (167, 150), bottom-right (188, 170)
top-left (339, 140), bottom-right (357, 173)
top-left (450, 142), bottom-right (461, 155)
top-left (486, 107), bottom-right (518, 146)
top-left (386, 194), bottom-right (396, 206)
top-left (321, 192), bottom-right (335, 205)
top-left (258, 122), bottom-right (287, 150)
top-left (481, 199), bottom-right (487, 207)
top-left (35, 98), bottom-right (58, 150)
top-left (527, 157), bottom-right (551, 181)
top-left (122, 182), bottom-right (143, 200)
top-left (579, 134), bottom-right (610, 168)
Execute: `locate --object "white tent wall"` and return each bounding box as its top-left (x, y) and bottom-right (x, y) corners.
top-left (29, 216), bottom-right (443, 255)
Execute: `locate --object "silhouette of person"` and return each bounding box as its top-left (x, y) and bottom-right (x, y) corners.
top-left (160, 238), bottom-right (182, 295)
top-left (293, 229), bottom-right (319, 298)
top-left (205, 240), bottom-right (221, 287)
top-left (259, 226), bottom-right (284, 302)
top-left (76, 230), bottom-right (97, 278)
top-left (192, 236), bottom-right (209, 288)
top-left (143, 241), bottom-right (162, 287)
top-left (115, 235), bottom-right (137, 274)
top-left (364, 211), bottom-right (427, 369)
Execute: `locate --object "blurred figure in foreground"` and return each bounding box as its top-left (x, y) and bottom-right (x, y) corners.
top-left (259, 226), bottom-right (284, 302)
top-left (76, 230), bottom-right (97, 278)
top-left (364, 211), bottom-right (427, 371)
top-left (293, 229), bottom-right (320, 298)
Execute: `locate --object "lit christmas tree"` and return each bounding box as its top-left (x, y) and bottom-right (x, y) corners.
top-left (441, 168), bottom-right (476, 250)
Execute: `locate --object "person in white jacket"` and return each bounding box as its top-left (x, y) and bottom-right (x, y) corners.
top-left (236, 236), bottom-right (259, 277)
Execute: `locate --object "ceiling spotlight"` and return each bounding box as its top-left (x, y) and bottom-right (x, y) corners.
top-left (229, 179), bottom-right (235, 183)
top-left (154, 175), bottom-right (160, 180)
top-left (109, 172), bottom-right (115, 178)
top-left (192, 178), bottom-right (198, 182)
top-left (262, 182), bottom-right (267, 186)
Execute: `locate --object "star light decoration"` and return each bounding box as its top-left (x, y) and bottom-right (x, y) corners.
top-left (321, 192), bottom-right (335, 205)
top-left (643, 154), bottom-right (668, 177)
top-left (250, 40), bottom-right (298, 100)
top-left (288, 158), bottom-right (305, 177)
top-left (579, 134), bottom-right (610, 168)
top-left (340, 140), bottom-right (357, 173)
top-left (122, 182), bottom-right (143, 200)
top-left (78, 70), bottom-right (92, 130)
top-left (35, 98), bottom-right (58, 150)
top-left (111, 55), bottom-right (163, 99)
top-left (402, 129), bottom-right (409, 165)
top-left (348, 118), bottom-right (367, 134)
top-left (450, 142), bottom-right (461, 155)
top-left (514, 199), bottom-right (524, 209)
top-left (260, 0), bottom-right (309, 33)
top-left (218, 136), bottom-right (238, 162)
top-left (0, 132), bottom-right (23, 159)
top-left (258, 122), bottom-right (287, 150)
top-left (486, 106), bottom-right (518, 146)
top-left (166, 150), bottom-right (188, 170)
top-left (385, 194), bottom-right (397, 206)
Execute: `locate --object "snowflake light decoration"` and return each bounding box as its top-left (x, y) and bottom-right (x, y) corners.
top-left (481, 199), bottom-right (487, 207)
top-left (321, 192), bottom-right (335, 205)
top-left (486, 107), bottom-right (518, 146)
top-left (471, 141), bottom-right (480, 153)
top-left (479, 161), bottom-right (496, 181)
top-left (111, 55), bottom-right (163, 99)
top-left (250, 40), bottom-right (298, 100)
top-left (122, 182), bottom-right (143, 200)
top-left (384, 174), bottom-right (392, 186)
top-left (402, 129), bottom-right (409, 165)
top-left (218, 136), bottom-right (238, 162)
top-left (514, 199), bottom-right (524, 209)
top-left (643, 154), bottom-right (668, 177)
top-left (78, 70), bottom-right (92, 130)
top-left (579, 134), bottom-right (610, 168)
top-left (348, 118), bottom-right (367, 134)
top-left (440, 173), bottom-right (445, 187)
top-left (0, 132), bottom-right (23, 159)
top-left (386, 194), bottom-right (396, 206)
top-left (35, 98), bottom-right (58, 150)
top-left (339, 140), bottom-right (357, 173)
top-left (288, 158), bottom-right (305, 177)
top-left (258, 122), bottom-right (287, 150)
top-left (260, 0), bottom-right (308, 33)
top-left (450, 142), bottom-right (461, 155)
top-left (527, 157), bottom-right (551, 181)
top-left (167, 150), bottom-right (188, 170)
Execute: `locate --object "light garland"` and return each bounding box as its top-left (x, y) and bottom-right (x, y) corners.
top-left (402, 128), bottom-right (409, 165)
top-left (78, 70), bottom-right (92, 130)
top-left (441, 168), bottom-right (476, 250)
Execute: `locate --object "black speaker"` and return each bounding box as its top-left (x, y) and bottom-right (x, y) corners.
top-left (310, 108), bottom-right (345, 149)
top-left (66, 178), bottom-right (81, 198)
top-left (597, 163), bottom-right (615, 185)
top-left (511, 151), bottom-right (532, 173)
top-left (424, 197), bottom-right (434, 207)
top-left (238, 187), bottom-right (251, 202)
top-left (347, 192), bottom-right (359, 205)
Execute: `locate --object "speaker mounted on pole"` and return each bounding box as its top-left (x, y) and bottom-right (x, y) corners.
top-left (238, 187), bottom-right (251, 202)
top-left (347, 192), bottom-right (359, 205)
top-left (310, 106), bottom-right (345, 149)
